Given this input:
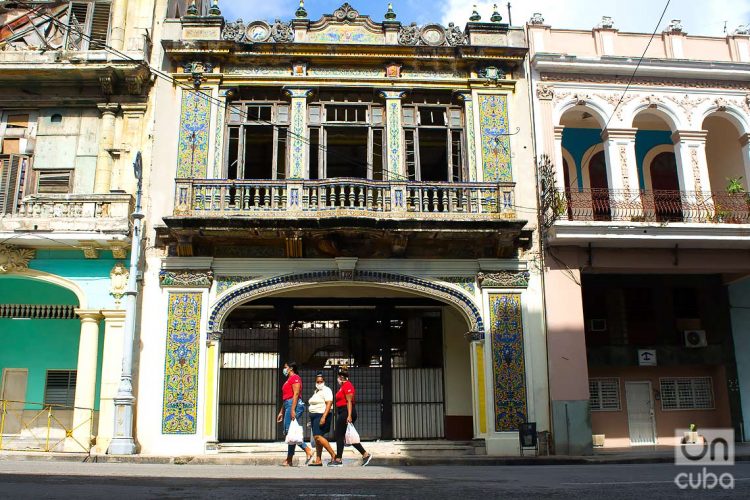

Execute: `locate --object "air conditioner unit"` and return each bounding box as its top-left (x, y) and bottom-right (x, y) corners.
top-left (589, 319), bottom-right (607, 332)
top-left (684, 330), bottom-right (707, 348)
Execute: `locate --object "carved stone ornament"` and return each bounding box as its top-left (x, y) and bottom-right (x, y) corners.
top-left (333, 3), bottom-right (360, 21)
top-left (735, 25), bottom-right (749, 35)
top-left (385, 62), bottom-right (402, 78)
top-left (536, 84), bottom-right (554, 100)
top-left (110, 263), bottom-right (129, 306)
top-left (529, 13), bottom-right (545, 25)
top-left (478, 65), bottom-right (506, 84)
top-left (398, 23), bottom-right (420, 45)
top-left (183, 61), bottom-right (213, 87)
top-left (271, 19), bottom-right (294, 43)
top-left (222, 19), bottom-right (246, 42)
top-left (246, 21), bottom-right (271, 42)
top-left (159, 270), bottom-right (214, 288)
top-left (597, 16), bottom-right (615, 29)
top-left (476, 271), bottom-right (530, 289)
top-left (0, 244), bottom-right (35, 273)
top-left (398, 22), bottom-right (466, 47)
top-left (667, 19), bottom-right (684, 34)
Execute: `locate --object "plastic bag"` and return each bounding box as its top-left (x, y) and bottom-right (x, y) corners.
top-left (345, 423), bottom-right (360, 445)
top-left (285, 419), bottom-right (304, 445)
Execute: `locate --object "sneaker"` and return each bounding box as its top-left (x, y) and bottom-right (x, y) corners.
top-left (361, 454), bottom-right (373, 467)
top-left (327, 460), bottom-right (343, 467)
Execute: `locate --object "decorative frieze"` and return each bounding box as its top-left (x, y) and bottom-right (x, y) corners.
top-left (0, 245), bottom-right (35, 273)
top-left (159, 270), bottom-right (214, 288)
top-left (536, 84), bottom-right (554, 100)
top-left (216, 275), bottom-right (260, 293)
top-left (162, 292), bottom-right (202, 434)
top-left (541, 73), bottom-right (750, 91)
top-left (477, 271), bottom-right (530, 288)
top-left (489, 293), bottom-right (528, 432)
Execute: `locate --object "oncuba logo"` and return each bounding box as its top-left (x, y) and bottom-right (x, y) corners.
top-left (674, 428), bottom-right (734, 490)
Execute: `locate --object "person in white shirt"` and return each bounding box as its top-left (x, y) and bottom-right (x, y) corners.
top-left (307, 372), bottom-right (335, 466)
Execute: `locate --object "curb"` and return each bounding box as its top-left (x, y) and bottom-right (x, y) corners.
top-left (2, 452), bottom-right (749, 467)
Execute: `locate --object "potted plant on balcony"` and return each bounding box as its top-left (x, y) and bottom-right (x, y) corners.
top-left (681, 423), bottom-right (700, 445)
top-left (716, 177), bottom-right (749, 224)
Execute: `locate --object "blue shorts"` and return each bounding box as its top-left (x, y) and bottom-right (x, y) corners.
top-left (310, 413), bottom-right (331, 437)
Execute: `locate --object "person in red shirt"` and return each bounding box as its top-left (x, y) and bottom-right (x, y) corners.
top-left (276, 361), bottom-right (313, 466)
top-left (328, 367), bottom-right (373, 467)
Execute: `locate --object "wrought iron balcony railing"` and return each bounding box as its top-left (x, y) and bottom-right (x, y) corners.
top-left (173, 178), bottom-right (517, 220)
top-left (553, 189), bottom-right (750, 224)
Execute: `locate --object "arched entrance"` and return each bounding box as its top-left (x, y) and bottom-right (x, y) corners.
top-left (213, 278), bottom-right (478, 443)
top-left (588, 150), bottom-right (611, 221)
top-left (649, 151), bottom-right (682, 222)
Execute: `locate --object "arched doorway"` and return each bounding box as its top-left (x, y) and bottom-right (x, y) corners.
top-left (650, 152), bottom-right (682, 222)
top-left (216, 283), bottom-right (475, 443)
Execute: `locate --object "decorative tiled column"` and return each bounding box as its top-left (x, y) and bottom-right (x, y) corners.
top-left (478, 271), bottom-right (531, 455)
top-left (380, 90), bottom-right (407, 180)
top-left (602, 128), bottom-right (642, 218)
top-left (477, 93), bottom-right (512, 182)
top-left (69, 310), bottom-right (103, 451)
top-left (93, 103), bottom-right (119, 193)
top-left (284, 88), bottom-right (313, 179)
top-left (176, 89), bottom-right (211, 179)
top-left (213, 89), bottom-right (229, 178)
top-left (159, 270), bottom-right (212, 437)
top-left (456, 92), bottom-right (479, 181)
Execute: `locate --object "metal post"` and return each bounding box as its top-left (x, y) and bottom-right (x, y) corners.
top-left (108, 152), bottom-right (144, 455)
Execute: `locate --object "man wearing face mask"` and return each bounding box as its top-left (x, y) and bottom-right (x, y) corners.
top-left (306, 372), bottom-right (336, 466)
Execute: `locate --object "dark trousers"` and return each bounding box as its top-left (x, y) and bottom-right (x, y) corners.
top-left (335, 406), bottom-right (367, 459)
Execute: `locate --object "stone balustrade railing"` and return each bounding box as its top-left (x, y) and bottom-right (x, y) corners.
top-left (0, 193), bottom-right (134, 233)
top-left (174, 179), bottom-right (516, 220)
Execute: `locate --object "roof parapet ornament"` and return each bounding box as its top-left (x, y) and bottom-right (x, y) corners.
top-left (734, 24), bottom-right (749, 35)
top-left (295, 0), bottom-right (307, 19)
top-left (209, 0), bottom-right (221, 17)
top-left (385, 3), bottom-right (397, 21)
top-left (597, 16), bottom-right (615, 29)
top-left (666, 19), bottom-right (684, 34)
top-left (469, 4), bottom-right (481, 22)
top-left (529, 13), bottom-right (545, 25)
top-left (490, 4), bottom-right (503, 23)
top-left (186, 0), bottom-right (198, 17)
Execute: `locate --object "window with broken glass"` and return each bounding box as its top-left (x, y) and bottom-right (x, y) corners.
top-left (224, 95), bottom-right (290, 180)
top-left (402, 94), bottom-right (466, 182)
top-left (308, 91), bottom-right (385, 180)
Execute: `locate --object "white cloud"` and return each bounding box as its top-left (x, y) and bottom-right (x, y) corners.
top-left (440, 0), bottom-right (750, 36)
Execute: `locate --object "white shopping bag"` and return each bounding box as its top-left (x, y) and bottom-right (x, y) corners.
top-left (345, 423), bottom-right (361, 445)
top-left (285, 419), bottom-right (304, 445)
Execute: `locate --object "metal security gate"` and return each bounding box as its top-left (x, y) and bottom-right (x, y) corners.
top-left (218, 300), bottom-right (445, 442)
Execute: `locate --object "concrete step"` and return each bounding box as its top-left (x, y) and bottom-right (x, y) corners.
top-left (218, 440), bottom-right (486, 458)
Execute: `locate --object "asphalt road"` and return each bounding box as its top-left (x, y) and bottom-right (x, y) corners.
top-left (0, 461), bottom-right (748, 499)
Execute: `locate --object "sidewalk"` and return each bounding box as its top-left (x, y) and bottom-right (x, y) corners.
top-left (2, 442), bottom-right (749, 467)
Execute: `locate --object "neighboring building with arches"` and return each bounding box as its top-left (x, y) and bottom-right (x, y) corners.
top-left (132, 2), bottom-right (547, 458)
top-left (530, 15), bottom-right (750, 452)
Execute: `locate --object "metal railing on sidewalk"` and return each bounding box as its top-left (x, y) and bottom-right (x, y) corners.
top-left (0, 399), bottom-right (94, 453)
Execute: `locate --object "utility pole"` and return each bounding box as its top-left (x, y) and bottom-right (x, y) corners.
top-left (108, 152), bottom-right (144, 455)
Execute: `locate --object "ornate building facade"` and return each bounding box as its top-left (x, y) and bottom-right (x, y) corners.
top-left (0, 0), bottom-right (156, 453)
top-left (530, 15), bottom-right (750, 452)
top-left (135, 2), bottom-right (547, 456)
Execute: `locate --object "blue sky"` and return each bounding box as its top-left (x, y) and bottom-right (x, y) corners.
top-left (219, 0), bottom-right (750, 36)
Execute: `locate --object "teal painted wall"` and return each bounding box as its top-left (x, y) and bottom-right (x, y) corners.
top-left (561, 128), bottom-right (602, 190)
top-left (562, 128), bottom-right (674, 190)
top-left (635, 130), bottom-right (673, 190)
top-left (0, 274), bottom-right (106, 410)
top-left (29, 250), bottom-right (124, 310)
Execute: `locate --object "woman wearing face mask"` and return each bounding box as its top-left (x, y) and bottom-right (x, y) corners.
top-left (328, 368), bottom-right (373, 467)
top-left (276, 361), bottom-right (313, 466)
top-left (307, 372), bottom-right (336, 466)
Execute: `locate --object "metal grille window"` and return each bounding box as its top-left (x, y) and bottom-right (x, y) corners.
top-left (589, 377), bottom-right (621, 411)
top-left (660, 377), bottom-right (714, 410)
top-left (44, 370), bottom-right (77, 407)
